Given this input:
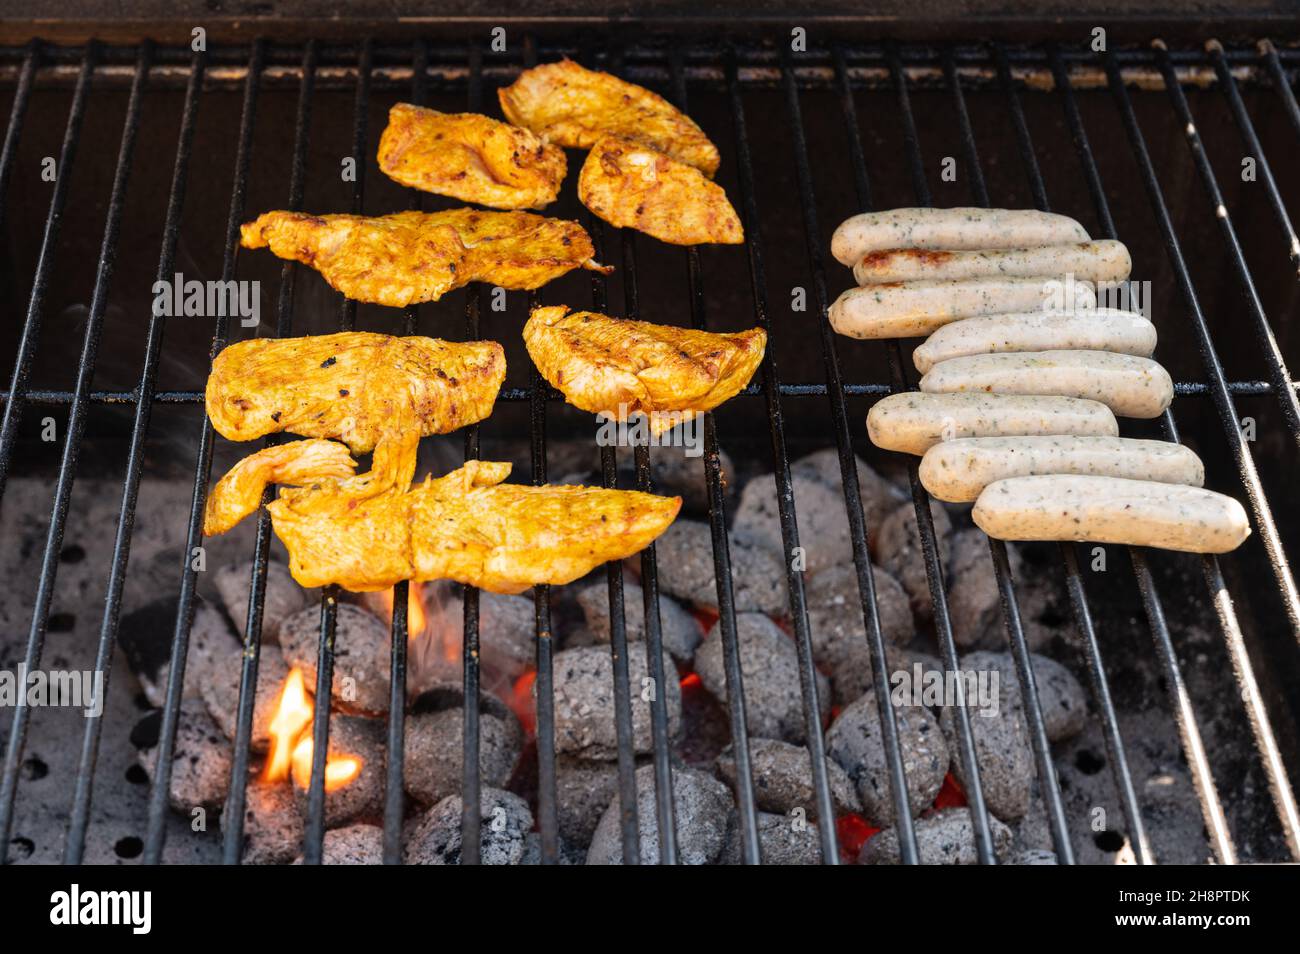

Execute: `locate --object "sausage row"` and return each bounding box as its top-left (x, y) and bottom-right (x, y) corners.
top-left (832, 207), bottom-right (1249, 554)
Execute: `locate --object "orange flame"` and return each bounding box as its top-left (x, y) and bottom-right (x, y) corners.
top-left (264, 666), bottom-right (361, 791)
top-left (265, 667), bottom-right (312, 783)
top-left (378, 582), bottom-right (428, 639)
top-left (291, 738), bottom-right (362, 792)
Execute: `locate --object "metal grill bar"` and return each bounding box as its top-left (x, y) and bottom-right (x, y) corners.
top-left (459, 39), bottom-right (485, 866)
top-left (3, 377), bottom-right (1289, 406)
top-left (0, 46), bottom-right (94, 505)
top-left (136, 47), bottom-right (226, 865)
top-left (0, 41), bottom-right (37, 237)
top-left (383, 36), bottom-right (428, 867)
top-left (1208, 43), bottom-right (1300, 273)
top-left (221, 38), bottom-right (313, 866)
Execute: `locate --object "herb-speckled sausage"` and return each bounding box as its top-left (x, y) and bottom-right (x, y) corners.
top-left (831, 208), bottom-right (1090, 267)
top-left (919, 350), bottom-right (1173, 419)
top-left (866, 392), bottom-right (1119, 456)
top-left (972, 475), bottom-right (1250, 554)
top-left (918, 435), bottom-right (1204, 503)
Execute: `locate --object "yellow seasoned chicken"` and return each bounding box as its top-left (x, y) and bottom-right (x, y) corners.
top-left (498, 59), bottom-right (720, 176)
top-left (268, 459), bottom-right (682, 593)
top-left (203, 332), bottom-right (505, 536)
top-left (523, 305), bottom-right (765, 434)
top-left (444, 207), bottom-right (611, 289)
top-left (377, 103), bottom-right (566, 209)
top-left (239, 209), bottom-right (606, 307)
top-left (577, 137), bottom-right (743, 246)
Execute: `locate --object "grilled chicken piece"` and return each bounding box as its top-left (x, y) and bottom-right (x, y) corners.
top-left (523, 305), bottom-right (765, 433)
top-left (207, 332), bottom-right (505, 452)
top-left (377, 103), bottom-right (567, 209)
top-left (204, 439), bottom-right (357, 536)
top-left (442, 207), bottom-right (612, 289)
top-left (268, 460), bottom-right (682, 593)
top-left (239, 209), bottom-right (606, 306)
top-left (498, 59), bottom-right (720, 176)
top-left (577, 137), bottom-right (743, 246)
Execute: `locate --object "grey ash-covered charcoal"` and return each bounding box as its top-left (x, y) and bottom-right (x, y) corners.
top-left (715, 737), bottom-right (861, 818)
top-left (222, 779), bottom-right (304, 865)
top-left (289, 714), bottom-right (385, 828)
top-left (939, 691), bottom-right (1033, 822)
top-left (945, 529), bottom-right (1023, 649)
top-left (200, 643), bottom-right (289, 752)
top-left (279, 603), bottom-right (392, 714)
top-left (213, 559), bottom-right (311, 643)
top-left (478, 592), bottom-right (538, 679)
top-left (790, 447), bottom-right (906, 540)
top-left (135, 700), bottom-right (231, 812)
top-left (826, 690), bottom-right (948, 826)
top-left (294, 824), bottom-right (384, 865)
top-left (693, 613), bottom-right (829, 744)
top-left (718, 812), bottom-right (824, 864)
top-left (647, 518), bottom-right (789, 616)
top-left (587, 764), bottom-right (734, 865)
top-left (120, 598), bottom-right (239, 707)
top-left (649, 443), bottom-right (734, 513)
top-left (1009, 848), bottom-right (1059, 865)
top-left (860, 807), bottom-right (1013, 865)
top-left (805, 563), bottom-right (914, 704)
top-left (576, 579), bottom-right (702, 663)
top-left (960, 650), bottom-right (1088, 743)
top-left (403, 707), bottom-right (521, 806)
top-left (405, 787), bottom-right (533, 865)
top-left (552, 643), bottom-right (682, 759)
top-left (556, 756), bottom-right (623, 845)
top-left (873, 500), bottom-right (952, 622)
top-left (732, 471), bottom-right (853, 576)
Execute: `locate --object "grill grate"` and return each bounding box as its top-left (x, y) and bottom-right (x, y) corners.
top-left (0, 33), bottom-right (1298, 865)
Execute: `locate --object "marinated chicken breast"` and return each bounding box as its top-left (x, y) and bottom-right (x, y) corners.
top-left (524, 305), bottom-right (765, 433)
top-left (377, 103), bottom-right (566, 209)
top-left (206, 332), bottom-right (506, 452)
top-left (204, 438), bottom-right (357, 536)
top-left (498, 59), bottom-right (720, 176)
top-left (578, 137), bottom-right (743, 246)
top-left (442, 207), bottom-right (611, 288)
top-left (239, 209), bottom-right (607, 306)
top-left (268, 460), bottom-right (682, 592)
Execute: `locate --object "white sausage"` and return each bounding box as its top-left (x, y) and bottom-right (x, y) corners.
top-left (918, 435), bottom-right (1204, 503)
top-left (829, 277), bottom-right (1096, 340)
top-left (912, 308), bottom-right (1156, 374)
top-left (919, 350), bottom-right (1173, 419)
top-left (972, 475), bottom-right (1250, 554)
top-left (866, 392), bottom-right (1118, 456)
top-left (854, 240), bottom-right (1130, 285)
top-left (831, 207), bottom-right (1090, 267)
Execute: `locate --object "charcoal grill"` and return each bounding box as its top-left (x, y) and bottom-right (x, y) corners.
top-left (0, 13), bottom-right (1298, 866)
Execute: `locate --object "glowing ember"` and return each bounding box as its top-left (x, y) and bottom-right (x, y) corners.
top-left (264, 666), bottom-right (361, 791)
top-left (511, 671), bottom-right (537, 736)
top-left (931, 772), bottom-right (967, 811)
top-left (291, 737), bottom-right (362, 792)
top-left (680, 672), bottom-right (702, 690)
top-left (836, 812), bottom-right (880, 862)
top-left (265, 667), bottom-right (313, 783)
